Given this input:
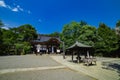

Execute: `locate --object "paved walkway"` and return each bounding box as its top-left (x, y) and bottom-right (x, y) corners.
top-left (0, 55), bottom-right (96, 80)
top-left (0, 66), bottom-right (66, 74)
top-left (0, 68), bottom-right (96, 80)
top-left (50, 55), bottom-right (120, 80)
top-left (0, 55), bottom-right (61, 69)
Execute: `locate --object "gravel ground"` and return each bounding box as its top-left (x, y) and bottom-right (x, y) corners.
top-left (0, 55), bottom-right (61, 69)
top-left (0, 68), bottom-right (96, 80)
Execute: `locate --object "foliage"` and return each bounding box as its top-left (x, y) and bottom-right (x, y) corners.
top-left (14, 24), bottom-right (37, 55)
top-left (41, 32), bottom-right (60, 37)
top-left (78, 25), bottom-right (97, 46)
top-left (116, 20), bottom-right (120, 57)
top-left (116, 20), bottom-right (120, 27)
top-left (61, 21), bottom-right (81, 48)
top-left (2, 29), bottom-right (17, 45)
top-left (61, 21), bottom-right (119, 57)
top-left (16, 24), bottom-right (37, 42)
top-left (0, 20), bottom-right (4, 27)
top-left (93, 23), bottom-right (118, 57)
top-left (0, 19), bottom-right (120, 57)
top-left (61, 21), bottom-right (95, 48)
top-left (0, 20), bottom-right (4, 55)
top-left (15, 42), bottom-right (31, 55)
top-left (0, 20), bottom-right (37, 55)
top-left (116, 20), bottom-right (120, 37)
top-left (48, 32), bottom-right (60, 37)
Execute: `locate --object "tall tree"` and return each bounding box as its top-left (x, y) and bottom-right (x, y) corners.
top-left (95, 23), bottom-right (119, 56)
top-left (61, 21), bottom-right (96, 48)
top-left (0, 20), bottom-right (4, 40)
top-left (116, 20), bottom-right (120, 27)
top-left (78, 25), bottom-right (97, 46)
top-left (0, 20), bottom-right (4, 54)
top-left (1, 29), bottom-right (18, 55)
top-left (116, 20), bottom-right (120, 36)
top-left (17, 24), bottom-right (37, 42)
top-left (0, 20), bottom-right (4, 27)
top-left (14, 24), bottom-right (37, 55)
top-left (61, 21), bottom-right (81, 48)
top-left (116, 20), bottom-right (120, 57)
top-left (48, 32), bottom-right (60, 37)
top-left (79, 20), bottom-right (87, 26)
top-left (1, 23), bottom-right (37, 55)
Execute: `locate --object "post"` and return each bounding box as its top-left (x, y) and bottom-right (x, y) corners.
top-left (87, 51), bottom-right (90, 58)
top-left (63, 41), bottom-right (65, 59)
top-left (52, 46), bottom-right (54, 53)
top-left (72, 51), bottom-right (73, 61)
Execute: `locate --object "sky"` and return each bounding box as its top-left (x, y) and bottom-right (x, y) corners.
top-left (0, 0), bottom-right (120, 34)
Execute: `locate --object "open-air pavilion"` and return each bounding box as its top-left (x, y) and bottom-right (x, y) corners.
top-left (67, 41), bottom-right (96, 65)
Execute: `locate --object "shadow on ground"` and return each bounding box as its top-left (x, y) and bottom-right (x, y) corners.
top-left (68, 60), bottom-right (97, 66)
top-left (102, 60), bottom-right (120, 78)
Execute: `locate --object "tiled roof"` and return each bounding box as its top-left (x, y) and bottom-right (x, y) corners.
top-left (33, 35), bottom-right (61, 42)
top-left (67, 41), bottom-right (92, 49)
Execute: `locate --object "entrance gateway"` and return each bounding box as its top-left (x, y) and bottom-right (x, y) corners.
top-left (31, 35), bottom-right (61, 54)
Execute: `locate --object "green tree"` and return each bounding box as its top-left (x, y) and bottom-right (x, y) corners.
top-left (2, 29), bottom-right (17, 45)
top-left (116, 20), bottom-right (120, 57)
top-left (79, 20), bottom-right (87, 26)
top-left (78, 25), bottom-right (97, 46)
top-left (116, 20), bottom-right (120, 36)
top-left (61, 21), bottom-right (81, 48)
top-left (116, 20), bottom-right (120, 27)
top-left (0, 23), bottom-right (37, 55)
top-left (49, 32), bottom-right (60, 37)
top-left (95, 23), bottom-right (119, 57)
top-left (14, 24), bottom-right (37, 55)
top-left (0, 20), bottom-right (4, 55)
top-left (17, 24), bottom-right (37, 42)
top-left (1, 28), bottom-right (18, 55)
top-left (0, 20), bottom-right (4, 27)
top-left (61, 21), bottom-right (94, 48)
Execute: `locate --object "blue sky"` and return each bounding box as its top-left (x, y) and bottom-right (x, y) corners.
top-left (0, 0), bottom-right (120, 34)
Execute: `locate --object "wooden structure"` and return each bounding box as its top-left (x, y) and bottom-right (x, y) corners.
top-left (67, 41), bottom-right (96, 65)
top-left (31, 35), bottom-right (61, 54)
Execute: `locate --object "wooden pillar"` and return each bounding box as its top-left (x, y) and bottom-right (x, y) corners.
top-left (72, 51), bottom-right (74, 62)
top-left (77, 50), bottom-right (80, 63)
top-left (63, 42), bottom-right (65, 59)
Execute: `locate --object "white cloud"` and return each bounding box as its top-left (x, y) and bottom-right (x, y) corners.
top-left (0, 0), bottom-right (30, 13)
top-left (1, 24), bottom-right (9, 30)
top-left (0, 0), bottom-right (31, 14)
top-left (11, 5), bottom-right (24, 12)
top-left (17, 5), bottom-right (24, 11)
top-left (12, 7), bottom-right (18, 12)
top-left (0, 0), bottom-right (7, 7)
top-left (1, 27), bottom-right (9, 30)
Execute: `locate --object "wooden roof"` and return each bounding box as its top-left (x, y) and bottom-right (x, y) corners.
top-left (67, 41), bottom-right (92, 50)
top-left (32, 35), bottom-right (61, 44)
